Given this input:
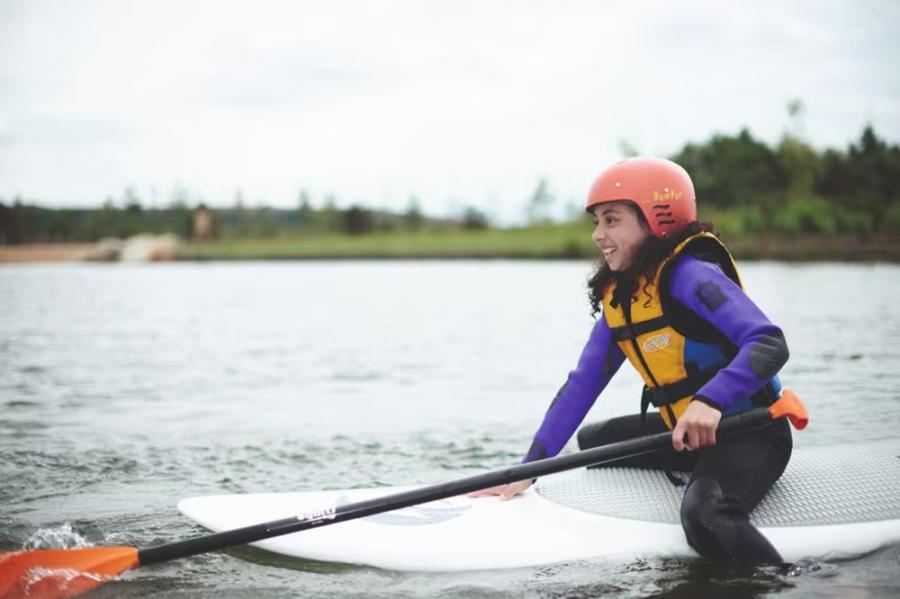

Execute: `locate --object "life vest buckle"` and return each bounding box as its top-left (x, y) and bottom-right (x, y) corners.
top-left (642, 385), bottom-right (673, 408)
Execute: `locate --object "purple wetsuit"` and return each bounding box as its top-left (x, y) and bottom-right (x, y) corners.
top-left (524, 254), bottom-right (788, 463)
top-left (524, 252), bottom-right (793, 565)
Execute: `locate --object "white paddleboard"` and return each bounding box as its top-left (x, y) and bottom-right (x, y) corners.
top-left (178, 440), bottom-right (900, 571)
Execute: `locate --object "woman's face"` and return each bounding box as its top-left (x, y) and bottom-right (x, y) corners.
top-left (590, 201), bottom-right (650, 271)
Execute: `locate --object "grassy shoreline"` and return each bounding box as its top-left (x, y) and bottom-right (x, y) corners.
top-left (178, 225), bottom-right (900, 262)
top-left (3, 227), bottom-right (899, 263)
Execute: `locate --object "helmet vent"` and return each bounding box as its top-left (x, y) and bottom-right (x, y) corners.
top-left (651, 204), bottom-right (674, 224)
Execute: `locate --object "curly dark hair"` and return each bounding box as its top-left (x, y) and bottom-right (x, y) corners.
top-left (587, 209), bottom-right (715, 317)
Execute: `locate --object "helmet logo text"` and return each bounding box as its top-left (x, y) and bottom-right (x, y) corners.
top-left (651, 190), bottom-right (683, 203)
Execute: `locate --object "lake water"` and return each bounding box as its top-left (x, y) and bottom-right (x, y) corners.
top-left (2, 260), bottom-right (899, 597)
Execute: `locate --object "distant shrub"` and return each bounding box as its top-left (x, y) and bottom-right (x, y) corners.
top-left (342, 205), bottom-right (375, 235)
top-left (699, 205), bottom-right (763, 238)
top-left (884, 204), bottom-right (900, 235)
top-left (834, 206), bottom-right (873, 236)
top-left (560, 237), bottom-right (583, 258)
top-left (461, 207), bottom-right (489, 231)
top-left (739, 205), bottom-right (765, 234)
top-left (772, 197), bottom-right (838, 234)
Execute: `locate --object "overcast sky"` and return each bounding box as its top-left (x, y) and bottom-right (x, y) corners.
top-left (1, 0), bottom-right (898, 222)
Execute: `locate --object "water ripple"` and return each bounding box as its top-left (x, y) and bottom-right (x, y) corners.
top-left (2, 262), bottom-right (899, 597)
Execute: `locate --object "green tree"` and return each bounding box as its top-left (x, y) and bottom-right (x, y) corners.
top-left (672, 129), bottom-right (787, 224)
top-left (252, 205), bottom-right (276, 237)
top-left (527, 178), bottom-right (554, 224)
top-left (87, 197), bottom-right (116, 239)
top-left (231, 189), bottom-right (250, 236)
top-left (778, 100), bottom-right (821, 200)
top-left (618, 139), bottom-right (639, 158)
top-left (0, 200), bottom-right (9, 243)
top-left (461, 206), bottom-right (489, 230)
top-left (404, 195), bottom-right (423, 231)
top-left (297, 189), bottom-right (314, 230)
top-left (316, 194), bottom-right (340, 232)
top-left (816, 125), bottom-right (900, 233)
top-left (342, 205), bottom-right (375, 235)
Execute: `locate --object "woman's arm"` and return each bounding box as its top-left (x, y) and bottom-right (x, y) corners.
top-left (470, 317), bottom-right (624, 499)
top-left (668, 255), bottom-right (789, 412)
top-left (667, 255), bottom-right (789, 450)
top-left (522, 317), bottom-right (625, 462)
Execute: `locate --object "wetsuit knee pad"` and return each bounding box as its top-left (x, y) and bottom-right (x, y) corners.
top-left (681, 477), bottom-right (783, 565)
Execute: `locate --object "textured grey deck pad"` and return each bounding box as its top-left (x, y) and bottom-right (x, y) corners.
top-left (536, 439), bottom-right (900, 527)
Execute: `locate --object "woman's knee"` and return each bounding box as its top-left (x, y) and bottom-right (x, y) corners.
top-left (681, 477), bottom-right (782, 565)
top-left (577, 420), bottom-right (619, 449)
top-left (577, 414), bottom-right (661, 449)
top-left (681, 477), bottom-right (730, 553)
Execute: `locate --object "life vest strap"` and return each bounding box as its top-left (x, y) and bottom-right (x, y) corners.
top-left (641, 366), bottom-right (720, 409)
top-left (610, 315), bottom-right (670, 342)
top-left (640, 372), bottom-right (781, 415)
top-left (749, 381), bottom-right (780, 407)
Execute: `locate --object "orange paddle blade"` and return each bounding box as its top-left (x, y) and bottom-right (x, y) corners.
top-left (768, 388), bottom-right (808, 430)
top-left (0, 547), bottom-right (138, 599)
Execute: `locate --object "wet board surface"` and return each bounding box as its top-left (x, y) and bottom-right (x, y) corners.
top-left (179, 440), bottom-right (900, 571)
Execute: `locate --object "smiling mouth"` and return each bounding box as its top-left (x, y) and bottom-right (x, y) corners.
top-left (602, 248), bottom-right (616, 258)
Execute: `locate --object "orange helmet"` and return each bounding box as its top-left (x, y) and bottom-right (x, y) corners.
top-left (585, 156), bottom-right (696, 238)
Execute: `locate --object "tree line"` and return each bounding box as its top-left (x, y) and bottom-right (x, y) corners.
top-left (673, 124), bottom-right (900, 236)
top-left (2, 121), bottom-right (898, 244)
top-left (0, 195), bottom-right (476, 244)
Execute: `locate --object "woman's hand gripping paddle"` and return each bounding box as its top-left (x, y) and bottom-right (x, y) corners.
top-left (0, 391), bottom-right (807, 598)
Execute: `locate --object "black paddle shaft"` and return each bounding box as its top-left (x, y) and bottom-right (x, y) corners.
top-left (138, 406), bottom-right (776, 567)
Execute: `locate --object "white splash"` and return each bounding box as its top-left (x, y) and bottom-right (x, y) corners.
top-left (23, 523), bottom-right (91, 550)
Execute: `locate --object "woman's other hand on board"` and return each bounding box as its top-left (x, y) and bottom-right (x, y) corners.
top-left (467, 480), bottom-right (534, 501)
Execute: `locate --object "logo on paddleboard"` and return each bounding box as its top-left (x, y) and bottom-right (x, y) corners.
top-left (642, 333), bottom-right (670, 352)
top-left (336, 496), bottom-right (471, 526)
top-left (297, 504), bottom-right (337, 524)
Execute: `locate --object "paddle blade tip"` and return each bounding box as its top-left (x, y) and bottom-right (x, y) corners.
top-left (0, 547), bottom-right (138, 599)
top-left (769, 388), bottom-right (808, 430)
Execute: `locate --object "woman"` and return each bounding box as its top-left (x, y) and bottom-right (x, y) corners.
top-left (471, 156), bottom-right (793, 565)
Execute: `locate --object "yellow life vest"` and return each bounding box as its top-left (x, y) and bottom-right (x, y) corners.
top-left (601, 232), bottom-right (770, 429)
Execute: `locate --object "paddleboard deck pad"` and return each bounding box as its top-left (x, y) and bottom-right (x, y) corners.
top-left (178, 440), bottom-right (900, 571)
